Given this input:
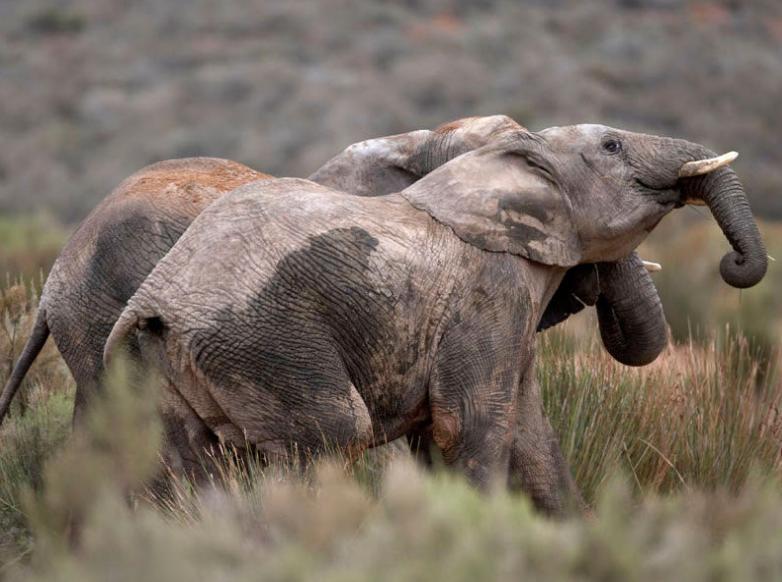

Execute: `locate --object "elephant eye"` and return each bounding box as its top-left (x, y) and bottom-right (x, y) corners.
top-left (602, 139), bottom-right (622, 154)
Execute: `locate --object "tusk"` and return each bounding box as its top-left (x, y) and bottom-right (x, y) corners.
top-left (642, 260), bottom-right (662, 273)
top-left (679, 151), bottom-right (738, 178)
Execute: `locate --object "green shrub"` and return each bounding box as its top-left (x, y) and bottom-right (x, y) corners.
top-left (0, 385), bottom-right (71, 567)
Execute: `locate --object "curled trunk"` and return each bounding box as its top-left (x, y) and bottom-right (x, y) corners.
top-left (595, 253), bottom-right (667, 366)
top-left (681, 166), bottom-right (767, 288)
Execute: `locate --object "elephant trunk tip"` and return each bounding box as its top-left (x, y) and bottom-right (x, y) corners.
top-left (720, 249), bottom-right (768, 289)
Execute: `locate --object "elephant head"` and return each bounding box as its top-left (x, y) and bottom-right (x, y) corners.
top-left (533, 124), bottom-right (766, 287)
top-left (401, 125), bottom-right (766, 356)
top-left (313, 116), bottom-right (677, 366)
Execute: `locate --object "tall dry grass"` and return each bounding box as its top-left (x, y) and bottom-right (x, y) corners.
top-left (540, 329), bottom-right (782, 502)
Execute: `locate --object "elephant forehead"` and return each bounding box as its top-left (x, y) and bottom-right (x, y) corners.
top-left (539, 124), bottom-right (610, 144)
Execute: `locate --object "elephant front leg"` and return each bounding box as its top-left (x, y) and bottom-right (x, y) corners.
top-left (427, 330), bottom-right (524, 489)
top-left (508, 370), bottom-right (586, 517)
top-left (428, 386), bottom-right (517, 488)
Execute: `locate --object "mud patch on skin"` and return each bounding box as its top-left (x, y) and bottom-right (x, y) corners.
top-left (87, 204), bottom-right (187, 304)
top-left (118, 158), bottom-right (270, 203)
top-left (498, 193), bottom-right (551, 225)
top-left (432, 409), bottom-right (462, 450)
top-left (192, 226), bottom-right (400, 449)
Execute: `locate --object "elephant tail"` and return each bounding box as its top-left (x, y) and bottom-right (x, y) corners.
top-left (0, 308), bottom-right (50, 427)
top-left (103, 306), bottom-right (142, 368)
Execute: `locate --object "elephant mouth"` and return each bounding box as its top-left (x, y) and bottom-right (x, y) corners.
top-left (635, 178), bottom-right (680, 206)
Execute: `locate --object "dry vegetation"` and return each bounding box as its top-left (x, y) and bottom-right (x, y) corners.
top-left (1, 267), bottom-right (781, 579)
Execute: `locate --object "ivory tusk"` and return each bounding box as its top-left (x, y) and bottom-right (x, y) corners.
top-left (642, 260), bottom-right (662, 272)
top-left (679, 151), bottom-right (738, 178)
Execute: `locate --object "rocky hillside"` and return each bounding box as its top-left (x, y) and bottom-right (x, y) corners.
top-left (1, 0), bottom-right (780, 223)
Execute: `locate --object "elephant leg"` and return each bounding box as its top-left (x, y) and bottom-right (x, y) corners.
top-left (159, 331), bottom-right (378, 467)
top-left (157, 380), bottom-right (222, 483)
top-left (508, 368), bottom-right (586, 517)
top-left (63, 350), bottom-right (105, 429)
top-left (406, 425), bottom-right (436, 468)
top-left (428, 389), bottom-right (516, 489)
top-left (427, 319), bottom-right (524, 490)
top-left (49, 313), bottom-right (126, 428)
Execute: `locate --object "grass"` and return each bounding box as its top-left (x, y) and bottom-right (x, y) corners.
top-left (0, 214), bottom-right (68, 283)
top-left (540, 328), bottom-right (782, 501)
top-left (0, 275), bottom-right (780, 579)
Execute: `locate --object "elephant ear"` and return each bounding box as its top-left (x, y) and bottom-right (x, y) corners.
top-left (400, 136), bottom-right (582, 267)
top-left (309, 129), bottom-right (437, 197)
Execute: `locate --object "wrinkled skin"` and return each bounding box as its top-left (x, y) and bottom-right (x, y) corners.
top-left (10, 158), bottom-right (271, 426)
top-left (106, 125), bottom-right (766, 514)
top-left (5, 118), bottom-right (518, 427)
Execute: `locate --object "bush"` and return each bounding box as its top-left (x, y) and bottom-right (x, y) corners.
top-left (25, 8), bottom-right (85, 35)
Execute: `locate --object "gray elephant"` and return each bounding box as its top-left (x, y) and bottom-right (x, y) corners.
top-left (0, 158), bottom-right (271, 426)
top-left (0, 115), bottom-right (663, 429)
top-left (104, 124), bottom-right (766, 512)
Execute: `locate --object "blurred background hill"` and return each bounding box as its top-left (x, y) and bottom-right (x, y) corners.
top-left (1, 0), bottom-right (780, 224)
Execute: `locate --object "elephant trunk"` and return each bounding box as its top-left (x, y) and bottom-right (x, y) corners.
top-left (596, 253), bottom-right (667, 366)
top-left (680, 165), bottom-right (768, 288)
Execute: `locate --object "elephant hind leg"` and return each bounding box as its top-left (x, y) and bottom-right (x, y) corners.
top-left (196, 368), bottom-right (375, 466)
top-left (278, 380), bottom-right (375, 464)
top-left (158, 379), bottom-right (223, 483)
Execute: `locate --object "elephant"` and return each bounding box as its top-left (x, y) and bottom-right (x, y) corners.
top-left (0, 115), bottom-right (664, 430)
top-left (103, 123), bottom-right (766, 514)
top-left (0, 158), bottom-right (271, 426)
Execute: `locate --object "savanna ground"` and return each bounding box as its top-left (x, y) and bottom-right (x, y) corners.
top-left (0, 214), bottom-right (781, 581)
